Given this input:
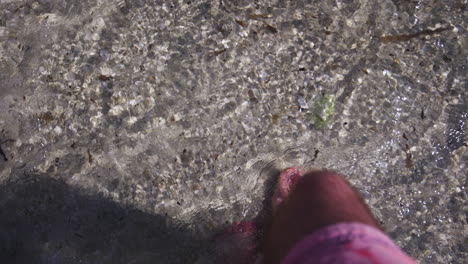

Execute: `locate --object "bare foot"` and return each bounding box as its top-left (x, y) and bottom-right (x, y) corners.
top-left (263, 170), bottom-right (379, 264)
top-left (271, 167), bottom-right (303, 213)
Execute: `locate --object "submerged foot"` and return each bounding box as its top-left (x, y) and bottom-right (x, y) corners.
top-left (210, 167), bottom-right (303, 263)
top-left (271, 167), bottom-right (303, 213)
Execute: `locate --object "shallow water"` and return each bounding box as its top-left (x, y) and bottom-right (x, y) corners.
top-left (0, 0), bottom-right (466, 263)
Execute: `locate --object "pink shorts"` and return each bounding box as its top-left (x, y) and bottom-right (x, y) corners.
top-left (282, 223), bottom-right (417, 264)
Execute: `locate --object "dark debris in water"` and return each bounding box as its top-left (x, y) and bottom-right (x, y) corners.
top-left (381, 26), bottom-right (453, 43)
top-left (248, 13), bottom-right (270, 20)
top-left (235, 20), bottom-right (247, 27)
top-left (208, 48), bottom-right (227, 57)
top-left (264, 24), bottom-right (278, 34)
top-left (0, 145), bottom-right (7, 161)
top-left (446, 104), bottom-right (467, 151)
top-left (98, 75), bottom-right (113, 81)
top-left (37, 112), bottom-right (54, 123)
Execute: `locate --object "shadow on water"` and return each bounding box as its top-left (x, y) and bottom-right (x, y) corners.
top-left (253, 165), bottom-right (282, 248)
top-left (0, 175), bottom-right (207, 264)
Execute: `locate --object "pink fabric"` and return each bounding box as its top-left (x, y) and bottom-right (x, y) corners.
top-left (282, 223), bottom-right (417, 264)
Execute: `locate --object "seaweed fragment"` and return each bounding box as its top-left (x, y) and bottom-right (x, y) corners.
top-left (307, 95), bottom-right (335, 129)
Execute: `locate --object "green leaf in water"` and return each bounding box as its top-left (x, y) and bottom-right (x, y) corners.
top-left (308, 95), bottom-right (335, 129)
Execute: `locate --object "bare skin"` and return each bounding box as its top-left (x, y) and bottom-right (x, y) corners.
top-left (263, 170), bottom-right (380, 264)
